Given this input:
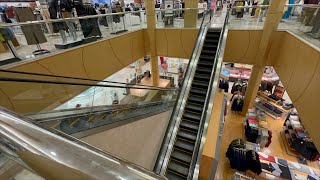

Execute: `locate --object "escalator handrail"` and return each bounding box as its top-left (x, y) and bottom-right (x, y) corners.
top-left (0, 69), bottom-right (173, 90)
top-left (0, 77), bottom-right (178, 91)
top-left (26, 100), bottom-right (173, 122)
top-left (154, 11), bottom-right (211, 174)
top-left (0, 107), bottom-right (166, 180)
top-left (189, 9), bottom-right (231, 180)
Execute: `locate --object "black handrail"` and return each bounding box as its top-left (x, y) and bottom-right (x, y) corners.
top-left (0, 77), bottom-right (178, 91)
top-left (0, 69), bottom-right (164, 89)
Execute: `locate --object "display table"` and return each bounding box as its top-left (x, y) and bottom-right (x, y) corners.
top-left (130, 77), bottom-right (170, 97)
top-left (254, 98), bottom-right (287, 120)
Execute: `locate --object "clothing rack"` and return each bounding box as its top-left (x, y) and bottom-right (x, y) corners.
top-left (233, 172), bottom-right (255, 180)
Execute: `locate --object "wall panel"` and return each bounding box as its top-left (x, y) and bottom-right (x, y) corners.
top-left (155, 28), bottom-right (199, 58)
top-left (273, 32), bottom-right (320, 150)
top-left (0, 30), bottom-right (146, 113)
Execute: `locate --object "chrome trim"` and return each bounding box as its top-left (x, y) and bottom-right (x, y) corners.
top-left (0, 107), bottom-right (166, 180)
top-left (154, 12), bottom-right (210, 175)
top-left (25, 101), bottom-right (167, 122)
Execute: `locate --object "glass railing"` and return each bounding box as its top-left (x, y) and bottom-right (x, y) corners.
top-left (228, 5), bottom-right (269, 30)
top-left (278, 4), bottom-right (320, 48)
top-left (0, 69), bottom-right (178, 114)
top-left (155, 8), bottom-right (206, 28)
top-left (0, 10), bottom-right (146, 64)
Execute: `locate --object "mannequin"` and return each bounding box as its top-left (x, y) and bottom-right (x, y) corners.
top-left (60, 0), bottom-right (77, 41)
top-left (49, 0), bottom-right (68, 43)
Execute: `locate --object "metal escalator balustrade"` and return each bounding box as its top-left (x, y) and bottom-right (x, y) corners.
top-left (27, 101), bottom-right (175, 137)
top-left (155, 9), bottom-right (230, 180)
top-left (165, 29), bottom-right (222, 180)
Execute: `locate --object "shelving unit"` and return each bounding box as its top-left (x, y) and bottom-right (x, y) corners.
top-left (254, 98), bottom-right (287, 120)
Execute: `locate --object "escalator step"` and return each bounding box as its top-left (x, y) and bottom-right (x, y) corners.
top-left (201, 50), bottom-right (216, 55)
top-left (195, 73), bottom-right (211, 79)
top-left (183, 112), bottom-right (201, 121)
top-left (203, 43), bottom-right (218, 48)
top-left (174, 138), bottom-right (195, 152)
top-left (185, 104), bottom-right (204, 113)
top-left (200, 55), bottom-right (215, 60)
top-left (188, 95), bottom-right (205, 104)
top-left (198, 58), bottom-right (214, 67)
top-left (178, 128), bottom-right (197, 141)
top-left (168, 160), bottom-right (189, 177)
top-left (166, 170), bottom-right (186, 180)
top-left (180, 120), bottom-right (199, 132)
top-left (196, 67), bottom-right (212, 74)
top-left (171, 149), bottom-right (192, 164)
top-left (205, 39), bottom-right (219, 43)
top-left (192, 81), bottom-right (208, 88)
top-left (190, 88), bottom-right (207, 96)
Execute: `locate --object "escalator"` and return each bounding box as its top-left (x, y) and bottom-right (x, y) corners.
top-left (27, 100), bottom-right (175, 137)
top-left (164, 29), bottom-right (221, 180)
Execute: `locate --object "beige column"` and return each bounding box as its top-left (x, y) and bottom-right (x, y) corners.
top-left (184, 0), bottom-right (198, 28)
top-left (146, 0), bottom-right (159, 86)
top-left (242, 0), bottom-right (287, 115)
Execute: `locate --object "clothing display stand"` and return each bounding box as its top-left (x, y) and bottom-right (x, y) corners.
top-left (309, 9), bottom-right (320, 39)
top-left (33, 43), bottom-right (50, 56)
top-left (232, 172), bottom-right (255, 180)
top-left (14, 6), bottom-right (50, 56)
top-left (54, 0), bottom-right (82, 49)
top-left (110, 16), bottom-right (128, 34)
top-left (0, 40), bottom-right (21, 66)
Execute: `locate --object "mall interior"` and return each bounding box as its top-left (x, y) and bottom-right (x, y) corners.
top-left (0, 0), bottom-right (320, 180)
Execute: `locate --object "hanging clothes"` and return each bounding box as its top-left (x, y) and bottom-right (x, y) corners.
top-left (283, 0), bottom-right (294, 19)
top-left (14, 7), bottom-right (47, 45)
top-left (48, 0), bottom-right (68, 33)
top-left (75, 4), bottom-right (102, 38)
top-left (235, 1), bottom-right (245, 18)
top-left (219, 79), bottom-right (229, 93)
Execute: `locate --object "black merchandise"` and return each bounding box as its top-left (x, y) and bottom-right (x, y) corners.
top-left (226, 139), bottom-right (262, 174)
top-left (266, 81), bottom-right (273, 93)
top-left (259, 81), bottom-right (267, 91)
top-left (261, 162), bottom-right (292, 179)
top-left (283, 113), bottom-right (320, 161)
top-left (231, 82), bottom-right (242, 94)
top-left (75, 4), bottom-right (102, 38)
top-left (268, 94), bottom-right (281, 101)
top-left (219, 79), bottom-right (229, 92)
top-left (60, 0), bottom-right (73, 12)
top-left (48, 0), bottom-right (68, 33)
top-left (231, 96), bottom-right (244, 112)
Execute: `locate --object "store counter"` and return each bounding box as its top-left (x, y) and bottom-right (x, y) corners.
top-left (130, 77), bottom-right (171, 97)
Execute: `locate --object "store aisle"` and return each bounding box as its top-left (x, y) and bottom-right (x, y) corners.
top-left (214, 94), bottom-right (245, 179)
top-left (214, 94), bottom-right (320, 179)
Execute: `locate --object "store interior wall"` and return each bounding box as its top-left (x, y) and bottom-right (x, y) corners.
top-left (272, 31), bottom-right (320, 151)
top-left (0, 30), bottom-right (146, 113)
top-left (223, 30), bottom-right (285, 65)
top-left (81, 110), bottom-right (172, 170)
top-left (155, 29), bottom-right (199, 59)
